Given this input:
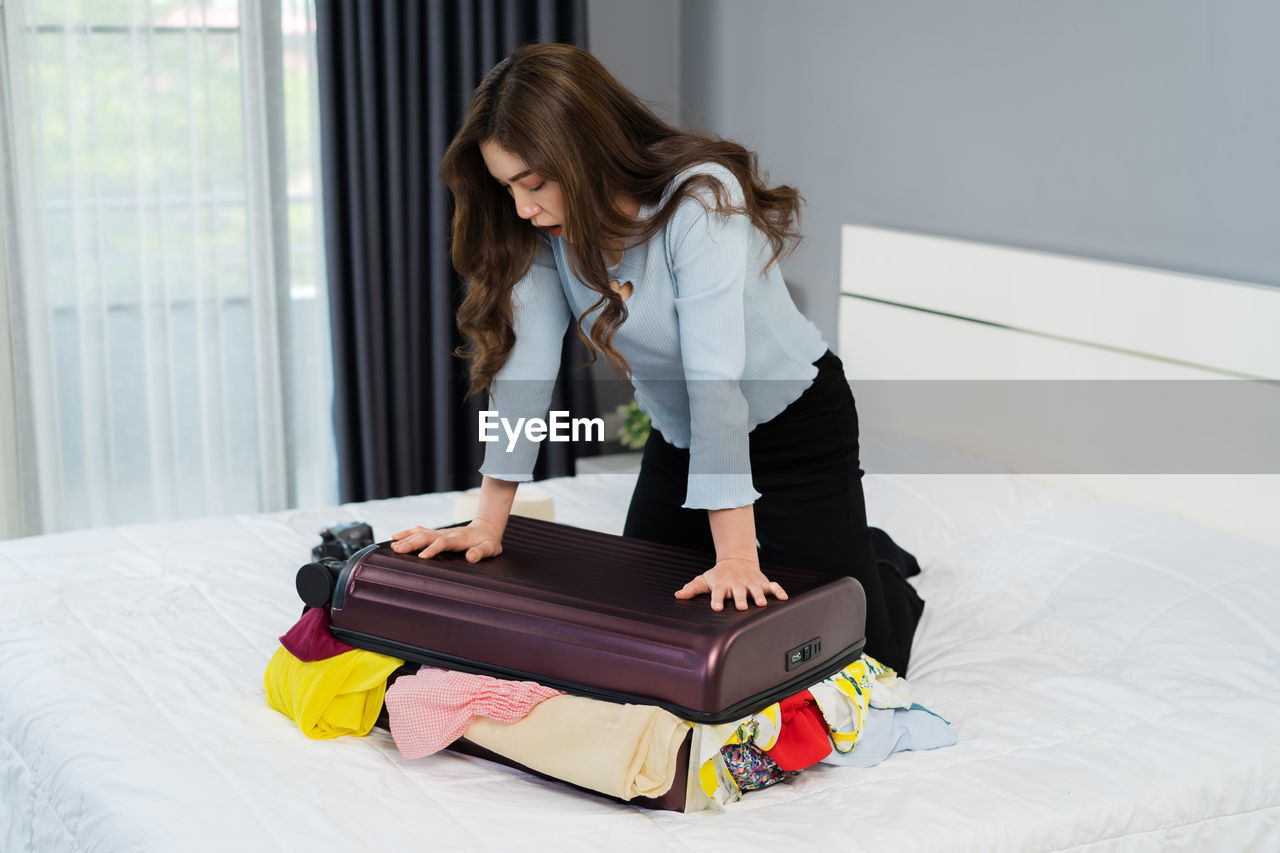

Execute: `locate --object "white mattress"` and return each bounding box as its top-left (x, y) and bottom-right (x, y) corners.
top-left (3, 467), bottom-right (1280, 852)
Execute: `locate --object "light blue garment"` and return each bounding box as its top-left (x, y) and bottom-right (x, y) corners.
top-left (480, 163), bottom-right (828, 510)
top-left (819, 704), bottom-right (957, 768)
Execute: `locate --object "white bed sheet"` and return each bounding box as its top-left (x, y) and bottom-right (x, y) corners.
top-left (3, 470), bottom-right (1279, 852)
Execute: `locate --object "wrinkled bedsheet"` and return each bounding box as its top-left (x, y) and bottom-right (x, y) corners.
top-left (3, 471), bottom-right (1279, 852)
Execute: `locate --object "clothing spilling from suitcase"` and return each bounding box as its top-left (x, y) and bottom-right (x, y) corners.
top-left (264, 517), bottom-right (953, 811)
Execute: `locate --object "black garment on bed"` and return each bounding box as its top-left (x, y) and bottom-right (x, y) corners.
top-left (623, 350), bottom-right (925, 674)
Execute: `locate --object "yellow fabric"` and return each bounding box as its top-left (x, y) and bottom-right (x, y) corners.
top-left (263, 645), bottom-right (403, 740)
top-left (464, 694), bottom-right (691, 800)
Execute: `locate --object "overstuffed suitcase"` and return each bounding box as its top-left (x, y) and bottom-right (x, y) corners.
top-left (297, 515), bottom-right (867, 809)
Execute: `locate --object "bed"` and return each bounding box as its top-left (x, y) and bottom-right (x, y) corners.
top-left (4, 227), bottom-right (1279, 851)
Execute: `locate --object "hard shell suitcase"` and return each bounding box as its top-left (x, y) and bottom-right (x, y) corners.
top-left (300, 516), bottom-right (867, 724)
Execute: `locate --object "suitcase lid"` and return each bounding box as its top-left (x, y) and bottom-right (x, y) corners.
top-left (328, 516), bottom-right (867, 723)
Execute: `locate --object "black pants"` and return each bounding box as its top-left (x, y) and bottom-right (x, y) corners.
top-left (623, 351), bottom-right (924, 674)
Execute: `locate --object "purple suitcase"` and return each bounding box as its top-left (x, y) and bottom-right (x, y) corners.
top-left (312, 516), bottom-right (866, 723)
top-left (302, 516), bottom-right (865, 810)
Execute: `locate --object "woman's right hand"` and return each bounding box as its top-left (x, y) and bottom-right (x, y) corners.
top-left (390, 517), bottom-right (504, 563)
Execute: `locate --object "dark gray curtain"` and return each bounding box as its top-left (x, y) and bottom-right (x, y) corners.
top-left (315, 0), bottom-right (592, 502)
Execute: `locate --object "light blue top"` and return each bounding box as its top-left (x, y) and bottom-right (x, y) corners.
top-left (481, 163), bottom-right (828, 510)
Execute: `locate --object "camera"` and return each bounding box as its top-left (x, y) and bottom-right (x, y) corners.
top-left (311, 521), bottom-right (374, 563)
top-left (296, 521), bottom-right (375, 608)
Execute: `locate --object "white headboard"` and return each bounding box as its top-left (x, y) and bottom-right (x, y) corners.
top-left (839, 225), bottom-right (1280, 546)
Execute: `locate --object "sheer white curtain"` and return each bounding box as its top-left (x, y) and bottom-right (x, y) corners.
top-left (0, 0), bottom-right (335, 538)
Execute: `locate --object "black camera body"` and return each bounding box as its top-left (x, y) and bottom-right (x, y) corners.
top-left (311, 521), bottom-right (374, 563)
top-left (297, 521), bottom-right (375, 608)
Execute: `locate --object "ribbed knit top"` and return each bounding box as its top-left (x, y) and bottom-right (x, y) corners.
top-left (481, 163), bottom-right (828, 510)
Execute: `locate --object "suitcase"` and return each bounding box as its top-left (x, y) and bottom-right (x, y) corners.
top-left (301, 515), bottom-right (866, 722)
top-left (299, 516), bottom-right (867, 809)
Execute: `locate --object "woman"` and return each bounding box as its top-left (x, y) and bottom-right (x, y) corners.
top-left (390, 43), bottom-right (922, 672)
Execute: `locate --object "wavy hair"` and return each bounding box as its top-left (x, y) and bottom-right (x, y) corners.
top-left (440, 42), bottom-right (803, 396)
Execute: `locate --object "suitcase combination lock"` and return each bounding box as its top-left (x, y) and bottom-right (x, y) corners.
top-left (785, 637), bottom-right (822, 671)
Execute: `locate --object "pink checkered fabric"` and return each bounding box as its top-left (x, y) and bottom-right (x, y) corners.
top-left (384, 665), bottom-right (563, 759)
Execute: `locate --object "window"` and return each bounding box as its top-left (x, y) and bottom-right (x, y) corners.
top-left (1, 0), bottom-right (334, 536)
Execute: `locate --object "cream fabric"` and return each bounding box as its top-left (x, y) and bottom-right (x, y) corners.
top-left (464, 695), bottom-right (690, 800)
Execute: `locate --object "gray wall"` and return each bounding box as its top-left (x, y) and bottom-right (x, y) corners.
top-left (588, 0), bottom-right (682, 126)
top-left (592, 0), bottom-right (1280, 345)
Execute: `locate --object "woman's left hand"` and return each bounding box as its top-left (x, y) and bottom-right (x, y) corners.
top-left (674, 557), bottom-right (789, 611)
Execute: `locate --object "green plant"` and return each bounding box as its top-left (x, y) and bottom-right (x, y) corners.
top-left (615, 399), bottom-right (651, 450)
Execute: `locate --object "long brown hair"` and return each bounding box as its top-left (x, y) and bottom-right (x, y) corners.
top-left (440, 42), bottom-right (803, 396)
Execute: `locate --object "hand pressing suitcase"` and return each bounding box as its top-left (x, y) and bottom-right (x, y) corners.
top-left (297, 515), bottom-right (866, 725)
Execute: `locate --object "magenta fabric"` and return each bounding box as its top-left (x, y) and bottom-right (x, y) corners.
top-left (384, 665), bottom-right (563, 760)
top-left (279, 607), bottom-right (355, 662)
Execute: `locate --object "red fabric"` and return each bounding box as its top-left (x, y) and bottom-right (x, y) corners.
top-left (279, 607), bottom-right (355, 662)
top-left (764, 690), bottom-right (832, 771)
